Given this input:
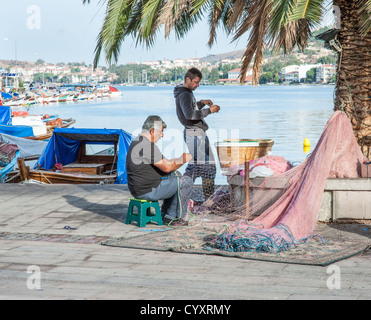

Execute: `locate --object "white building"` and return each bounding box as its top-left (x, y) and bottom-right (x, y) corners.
top-left (142, 60), bottom-right (160, 69)
top-left (228, 68), bottom-right (252, 80)
top-left (279, 65), bottom-right (299, 83)
top-left (298, 64), bottom-right (321, 82)
top-left (315, 64), bottom-right (336, 83)
top-left (217, 68), bottom-right (253, 84)
top-left (160, 60), bottom-right (173, 69)
top-left (280, 64), bottom-right (324, 83)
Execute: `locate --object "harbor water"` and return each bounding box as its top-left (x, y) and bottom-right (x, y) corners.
top-left (16, 84), bottom-right (335, 185)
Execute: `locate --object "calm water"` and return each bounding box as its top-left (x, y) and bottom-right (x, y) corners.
top-left (21, 84), bottom-right (335, 185)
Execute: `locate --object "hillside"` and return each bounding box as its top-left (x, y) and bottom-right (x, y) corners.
top-left (200, 42), bottom-right (334, 66)
top-left (200, 49), bottom-right (246, 64)
top-left (200, 27), bottom-right (336, 66)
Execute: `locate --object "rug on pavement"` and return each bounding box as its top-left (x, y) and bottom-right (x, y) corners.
top-left (0, 232), bottom-right (109, 244)
top-left (101, 226), bottom-right (370, 266)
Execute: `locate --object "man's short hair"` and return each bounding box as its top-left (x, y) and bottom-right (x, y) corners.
top-left (184, 68), bottom-right (202, 81)
top-left (142, 115), bottom-right (167, 133)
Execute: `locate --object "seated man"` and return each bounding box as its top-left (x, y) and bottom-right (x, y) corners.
top-left (126, 115), bottom-right (193, 223)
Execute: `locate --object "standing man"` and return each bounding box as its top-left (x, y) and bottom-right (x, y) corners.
top-left (174, 67), bottom-right (220, 201)
top-left (126, 115), bottom-right (193, 223)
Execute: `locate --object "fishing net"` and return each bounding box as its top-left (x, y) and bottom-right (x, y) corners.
top-left (0, 142), bottom-right (18, 167)
top-left (176, 111), bottom-right (368, 253)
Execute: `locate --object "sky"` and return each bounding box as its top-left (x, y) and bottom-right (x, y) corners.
top-left (1, 1), bottom-right (334, 67)
top-left (0, 0), bottom-right (247, 66)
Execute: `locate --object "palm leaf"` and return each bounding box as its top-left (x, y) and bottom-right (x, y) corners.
top-left (137, 0), bottom-right (165, 46)
top-left (93, 0), bottom-right (133, 67)
top-left (207, 0), bottom-right (227, 46)
top-left (158, 0), bottom-right (191, 37)
top-left (359, 0), bottom-right (371, 37)
top-left (289, 0), bottom-right (324, 24)
top-left (234, 0), bottom-right (272, 85)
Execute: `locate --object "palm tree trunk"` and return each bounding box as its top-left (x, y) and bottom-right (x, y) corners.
top-left (334, 0), bottom-right (371, 159)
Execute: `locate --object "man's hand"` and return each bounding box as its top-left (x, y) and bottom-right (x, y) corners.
top-left (155, 153), bottom-right (192, 172)
top-left (181, 153), bottom-right (193, 164)
top-left (201, 99), bottom-right (213, 106)
top-left (210, 105), bottom-right (220, 113)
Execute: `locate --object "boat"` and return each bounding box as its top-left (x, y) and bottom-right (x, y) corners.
top-left (0, 106), bottom-right (76, 141)
top-left (108, 85), bottom-right (121, 96)
top-left (0, 133), bottom-right (48, 182)
top-left (1, 83), bottom-right (122, 107)
top-left (6, 127), bottom-right (134, 184)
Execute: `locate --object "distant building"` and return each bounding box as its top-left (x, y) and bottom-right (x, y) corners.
top-left (217, 68), bottom-right (253, 84)
top-left (279, 64), bottom-right (325, 83)
top-left (279, 65), bottom-right (299, 83)
top-left (315, 64), bottom-right (336, 83)
top-left (298, 64), bottom-right (321, 82)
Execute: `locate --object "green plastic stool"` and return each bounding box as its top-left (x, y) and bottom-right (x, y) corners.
top-left (125, 198), bottom-right (163, 227)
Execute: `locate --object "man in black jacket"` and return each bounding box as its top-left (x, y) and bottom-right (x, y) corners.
top-left (174, 67), bottom-right (220, 200)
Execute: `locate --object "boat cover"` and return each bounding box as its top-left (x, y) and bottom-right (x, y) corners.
top-left (0, 133), bottom-right (48, 182)
top-left (35, 127), bottom-right (134, 184)
top-left (0, 106), bottom-right (35, 137)
top-left (0, 133), bottom-right (47, 158)
top-left (0, 92), bottom-right (13, 101)
top-left (0, 106), bottom-right (11, 125)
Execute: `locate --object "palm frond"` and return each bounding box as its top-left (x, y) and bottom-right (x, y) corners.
top-left (158, 0), bottom-right (190, 38)
top-left (289, 0), bottom-right (324, 23)
top-left (359, 0), bottom-right (371, 37)
top-left (136, 0), bottom-right (165, 46)
top-left (235, 0), bottom-right (272, 85)
top-left (158, 0), bottom-right (205, 40)
top-left (82, 0), bottom-right (107, 4)
top-left (170, 0), bottom-right (210, 41)
top-left (226, 0), bottom-right (253, 31)
top-left (93, 0), bottom-right (133, 67)
top-left (269, 0), bottom-right (296, 34)
top-left (208, 0), bottom-right (227, 46)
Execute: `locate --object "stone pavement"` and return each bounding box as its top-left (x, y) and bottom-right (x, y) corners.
top-left (0, 183), bottom-right (370, 300)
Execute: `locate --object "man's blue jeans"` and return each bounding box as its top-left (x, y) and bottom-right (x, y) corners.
top-left (183, 130), bottom-right (216, 181)
top-left (138, 172), bottom-right (193, 220)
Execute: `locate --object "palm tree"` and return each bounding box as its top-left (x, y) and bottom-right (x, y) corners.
top-left (83, 0), bottom-right (371, 158)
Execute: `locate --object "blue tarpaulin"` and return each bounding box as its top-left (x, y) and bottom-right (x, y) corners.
top-left (0, 106), bottom-right (35, 137)
top-left (1, 92), bottom-right (13, 100)
top-left (0, 124), bottom-right (34, 137)
top-left (0, 106), bottom-right (11, 125)
top-left (35, 127), bottom-right (134, 184)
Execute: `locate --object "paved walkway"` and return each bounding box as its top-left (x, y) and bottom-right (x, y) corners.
top-left (0, 183), bottom-right (370, 300)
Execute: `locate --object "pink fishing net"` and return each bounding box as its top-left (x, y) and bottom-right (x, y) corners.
top-left (182, 111), bottom-right (368, 253)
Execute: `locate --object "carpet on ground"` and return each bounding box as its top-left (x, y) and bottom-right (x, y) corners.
top-left (101, 226), bottom-right (370, 266)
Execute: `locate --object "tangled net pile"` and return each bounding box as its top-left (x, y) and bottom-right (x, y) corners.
top-left (178, 111), bottom-right (368, 253)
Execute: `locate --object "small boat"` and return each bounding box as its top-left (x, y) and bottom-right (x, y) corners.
top-left (0, 133), bottom-right (48, 182)
top-left (24, 118), bottom-right (76, 141)
top-left (0, 106), bottom-right (76, 141)
top-left (108, 85), bottom-right (121, 96)
top-left (58, 94), bottom-right (69, 103)
top-left (6, 127), bottom-right (133, 184)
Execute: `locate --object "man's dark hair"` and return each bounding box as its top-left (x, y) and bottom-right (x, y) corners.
top-left (184, 68), bottom-right (202, 81)
top-left (142, 115), bottom-right (167, 133)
